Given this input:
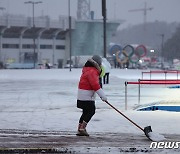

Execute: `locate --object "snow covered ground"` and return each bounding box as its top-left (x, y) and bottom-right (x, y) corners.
top-left (0, 68), bottom-right (180, 153)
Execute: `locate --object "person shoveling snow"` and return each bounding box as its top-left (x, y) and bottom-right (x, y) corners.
top-left (76, 55), bottom-right (164, 141)
top-left (76, 55), bottom-right (108, 136)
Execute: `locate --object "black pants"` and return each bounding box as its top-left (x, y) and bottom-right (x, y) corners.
top-left (77, 100), bottom-right (96, 123)
top-left (103, 73), bottom-right (109, 84)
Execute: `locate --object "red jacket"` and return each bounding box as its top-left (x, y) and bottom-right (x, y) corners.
top-left (77, 59), bottom-right (107, 101)
top-left (77, 67), bottom-right (101, 101)
top-left (79, 67), bottom-right (100, 91)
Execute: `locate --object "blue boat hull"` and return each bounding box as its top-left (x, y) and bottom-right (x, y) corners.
top-left (137, 106), bottom-right (180, 112)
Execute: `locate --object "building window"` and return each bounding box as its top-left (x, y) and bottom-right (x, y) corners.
top-left (56, 45), bottom-right (65, 50)
top-left (40, 45), bottom-right (53, 49)
top-left (3, 44), bottom-right (19, 49)
top-left (22, 44), bottom-right (35, 49)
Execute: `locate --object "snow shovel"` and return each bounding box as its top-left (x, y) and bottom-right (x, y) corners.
top-left (104, 100), bottom-right (152, 141)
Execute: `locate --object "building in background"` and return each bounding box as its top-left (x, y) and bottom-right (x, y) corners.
top-left (0, 14), bottom-right (121, 68)
top-left (0, 14), bottom-right (75, 68)
top-left (71, 20), bottom-right (120, 57)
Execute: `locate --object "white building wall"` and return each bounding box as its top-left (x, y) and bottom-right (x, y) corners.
top-left (0, 14), bottom-right (76, 68)
top-left (1, 38), bottom-right (66, 65)
top-left (1, 49), bottom-right (19, 63)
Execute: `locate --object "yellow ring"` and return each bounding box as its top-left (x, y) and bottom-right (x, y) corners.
top-left (116, 50), bottom-right (129, 64)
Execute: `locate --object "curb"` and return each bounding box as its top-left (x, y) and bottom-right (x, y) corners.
top-left (0, 148), bottom-right (74, 153)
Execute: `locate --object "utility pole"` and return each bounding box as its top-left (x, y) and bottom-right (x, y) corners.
top-left (129, 2), bottom-right (153, 30)
top-left (0, 7), bottom-right (6, 62)
top-left (102, 0), bottom-right (107, 58)
top-left (68, 0), bottom-right (72, 72)
top-left (24, 1), bottom-right (42, 69)
top-left (160, 34), bottom-right (164, 69)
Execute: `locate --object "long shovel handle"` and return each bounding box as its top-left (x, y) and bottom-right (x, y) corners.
top-left (105, 100), bottom-right (144, 132)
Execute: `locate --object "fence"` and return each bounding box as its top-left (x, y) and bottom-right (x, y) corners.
top-left (124, 79), bottom-right (180, 110)
top-left (141, 70), bottom-right (180, 80)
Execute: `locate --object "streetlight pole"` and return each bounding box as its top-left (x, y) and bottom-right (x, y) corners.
top-left (0, 7), bottom-right (6, 63)
top-left (24, 1), bottom-right (42, 69)
top-left (102, 0), bottom-right (107, 58)
top-left (68, 0), bottom-right (72, 72)
top-left (160, 34), bottom-right (164, 69)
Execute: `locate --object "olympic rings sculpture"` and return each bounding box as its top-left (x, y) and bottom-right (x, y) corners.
top-left (109, 44), bottom-right (147, 64)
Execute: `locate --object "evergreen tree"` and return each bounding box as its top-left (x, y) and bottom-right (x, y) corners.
top-left (163, 26), bottom-right (180, 60)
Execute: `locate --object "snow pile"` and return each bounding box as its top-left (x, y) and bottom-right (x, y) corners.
top-left (148, 132), bottom-right (166, 141)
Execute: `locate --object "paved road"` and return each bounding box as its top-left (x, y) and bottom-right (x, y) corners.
top-left (0, 129), bottom-right (180, 153)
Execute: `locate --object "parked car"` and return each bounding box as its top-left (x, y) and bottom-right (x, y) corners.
top-left (162, 62), bottom-right (171, 70)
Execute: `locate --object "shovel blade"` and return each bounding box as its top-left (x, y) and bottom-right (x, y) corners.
top-left (144, 126), bottom-right (152, 140)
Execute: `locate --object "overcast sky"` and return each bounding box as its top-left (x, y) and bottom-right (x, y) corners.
top-left (0, 0), bottom-right (180, 29)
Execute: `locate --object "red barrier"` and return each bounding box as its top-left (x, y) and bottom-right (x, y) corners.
top-left (124, 79), bottom-right (180, 110)
top-left (127, 80), bottom-right (180, 85)
top-left (140, 79), bottom-right (180, 81)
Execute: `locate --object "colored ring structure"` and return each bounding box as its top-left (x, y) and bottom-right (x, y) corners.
top-left (115, 50), bottom-right (129, 64)
top-left (109, 44), bottom-right (122, 55)
top-left (110, 44), bottom-right (147, 64)
top-left (135, 45), bottom-right (147, 57)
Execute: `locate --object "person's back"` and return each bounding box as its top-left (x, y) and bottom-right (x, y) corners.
top-left (102, 58), bottom-right (111, 73)
top-left (102, 58), bottom-right (111, 84)
top-left (78, 60), bottom-right (101, 101)
top-left (76, 55), bottom-right (107, 136)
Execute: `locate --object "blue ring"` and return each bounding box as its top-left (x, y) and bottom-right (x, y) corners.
top-left (109, 44), bottom-right (122, 55)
